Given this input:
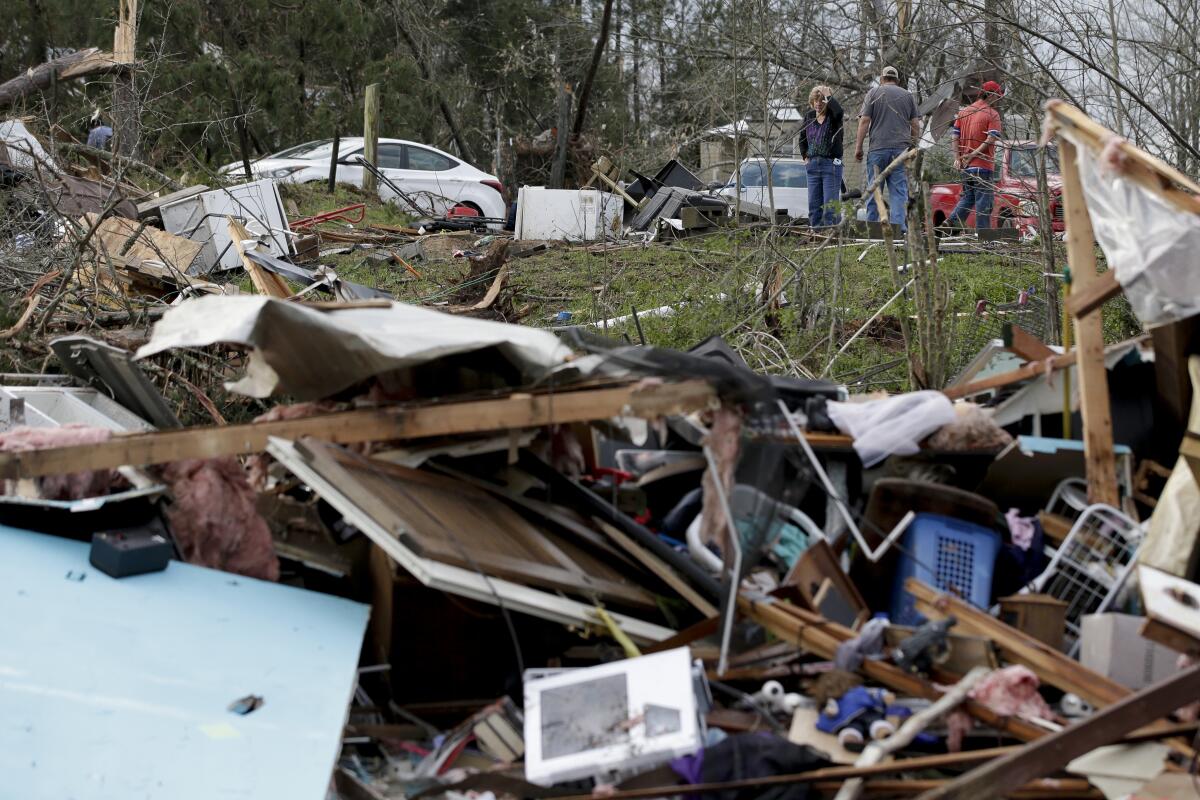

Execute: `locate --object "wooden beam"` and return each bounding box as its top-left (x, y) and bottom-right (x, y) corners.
top-left (905, 578), bottom-right (1128, 708)
top-left (554, 751), bottom-right (1104, 800)
top-left (913, 662), bottom-right (1200, 800)
top-left (0, 380), bottom-right (716, 480)
top-left (819, 779), bottom-right (1100, 798)
top-left (944, 350), bottom-right (1076, 400)
top-left (1046, 100), bottom-right (1200, 216)
top-left (1181, 432), bottom-right (1200, 487)
top-left (741, 597), bottom-right (1050, 742)
top-left (1059, 136), bottom-right (1119, 506)
top-left (1003, 323), bottom-right (1056, 362)
top-left (1064, 268), bottom-right (1121, 318)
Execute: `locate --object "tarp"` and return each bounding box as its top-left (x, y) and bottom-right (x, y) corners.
top-left (136, 296), bottom-right (573, 400)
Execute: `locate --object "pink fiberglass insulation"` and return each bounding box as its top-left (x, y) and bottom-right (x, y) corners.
top-left (160, 457), bottom-right (280, 582)
top-left (945, 665), bottom-right (1055, 751)
top-left (0, 424), bottom-right (126, 499)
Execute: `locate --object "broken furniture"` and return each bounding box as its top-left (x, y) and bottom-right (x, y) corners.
top-left (997, 594), bottom-right (1068, 650)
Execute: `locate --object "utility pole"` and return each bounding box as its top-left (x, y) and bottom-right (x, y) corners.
top-left (362, 83), bottom-right (380, 195)
top-left (111, 0), bottom-right (139, 157)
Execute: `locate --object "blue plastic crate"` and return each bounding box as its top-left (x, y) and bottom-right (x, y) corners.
top-left (890, 513), bottom-right (1001, 627)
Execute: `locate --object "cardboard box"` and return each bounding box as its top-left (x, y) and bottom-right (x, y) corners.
top-left (1080, 613), bottom-right (1180, 689)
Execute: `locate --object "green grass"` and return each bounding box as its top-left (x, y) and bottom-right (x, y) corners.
top-left (269, 185), bottom-right (1142, 393)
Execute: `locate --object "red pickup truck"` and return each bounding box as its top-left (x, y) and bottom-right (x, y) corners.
top-left (930, 141), bottom-right (1063, 233)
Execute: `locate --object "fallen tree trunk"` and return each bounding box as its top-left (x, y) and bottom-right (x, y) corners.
top-left (0, 48), bottom-right (119, 111)
top-left (54, 141), bottom-right (183, 191)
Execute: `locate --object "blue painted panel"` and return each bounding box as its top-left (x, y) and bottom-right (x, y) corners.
top-left (0, 525), bottom-right (369, 800)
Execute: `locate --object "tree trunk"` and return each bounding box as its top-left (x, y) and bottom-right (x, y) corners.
top-left (550, 80), bottom-right (572, 189)
top-left (571, 0), bottom-right (616, 137)
top-left (0, 49), bottom-right (117, 111)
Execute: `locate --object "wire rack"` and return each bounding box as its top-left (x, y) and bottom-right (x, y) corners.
top-left (1029, 503), bottom-right (1143, 656)
top-left (949, 282), bottom-right (1050, 381)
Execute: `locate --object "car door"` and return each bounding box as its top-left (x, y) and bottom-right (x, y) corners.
top-left (369, 142), bottom-right (408, 203)
top-left (332, 146), bottom-right (366, 188)
top-left (398, 145), bottom-right (462, 215)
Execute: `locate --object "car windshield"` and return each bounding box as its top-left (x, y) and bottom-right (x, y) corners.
top-left (1009, 145), bottom-right (1059, 178)
top-left (271, 139), bottom-right (337, 160)
top-left (730, 160), bottom-right (808, 188)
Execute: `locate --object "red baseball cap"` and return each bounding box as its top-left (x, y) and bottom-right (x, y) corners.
top-left (982, 80), bottom-right (1004, 95)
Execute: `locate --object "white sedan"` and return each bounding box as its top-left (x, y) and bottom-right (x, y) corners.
top-left (219, 138), bottom-right (507, 221)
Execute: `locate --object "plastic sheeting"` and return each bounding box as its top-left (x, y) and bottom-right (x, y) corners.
top-left (136, 296), bottom-right (573, 400)
top-left (0, 119), bottom-right (57, 172)
top-left (827, 391), bottom-right (957, 467)
top-left (1070, 130), bottom-right (1200, 327)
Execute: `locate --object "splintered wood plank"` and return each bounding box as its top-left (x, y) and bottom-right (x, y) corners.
top-left (229, 217), bottom-right (291, 298)
top-left (0, 380), bottom-right (716, 480)
top-left (1003, 323), bottom-right (1056, 362)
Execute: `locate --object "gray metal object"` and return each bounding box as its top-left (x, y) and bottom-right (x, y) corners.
top-left (49, 336), bottom-right (180, 429)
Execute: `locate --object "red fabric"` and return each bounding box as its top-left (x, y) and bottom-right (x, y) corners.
top-left (981, 80), bottom-right (1004, 95)
top-left (954, 100), bottom-right (1002, 169)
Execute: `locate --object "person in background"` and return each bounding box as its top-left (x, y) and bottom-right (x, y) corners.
top-left (854, 66), bottom-right (921, 231)
top-left (87, 113), bottom-right (113, 151)
top-left (798, 84), bottom-right (844, 227)
top-left (948, 80), bottom-right (1004, 230)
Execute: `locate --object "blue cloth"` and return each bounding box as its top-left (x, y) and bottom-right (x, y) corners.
top-left (806, 156), bottom-right (843, 227)
top-left (865, 147), bottom-right (908, 230)
top-left (87, 125), bottom-right (113, 150)
top-left (815, 687), bottom-right (911, 734)
top-left (948, 167), bottom-right (994, 228)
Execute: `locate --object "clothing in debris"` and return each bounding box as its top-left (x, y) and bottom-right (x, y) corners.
top-left (826, 390), bottom-right (957, 468)
top-left (670, 733), bottom-right (829, 800)
top-left (834, 616), bottom-right (890, 671)
top-left (87, 124), bottom-right (113, 150)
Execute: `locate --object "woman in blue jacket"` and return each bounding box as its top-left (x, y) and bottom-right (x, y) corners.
top-left (798, 85), bottom-right (844, 227)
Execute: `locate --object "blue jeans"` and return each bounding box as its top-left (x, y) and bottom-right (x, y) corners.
top-left (806, 156), bottom-right (844, 227)
top-left (865, 148), bottom-right (909, 230)
top-left (948, 168), bottom-right (994, 228)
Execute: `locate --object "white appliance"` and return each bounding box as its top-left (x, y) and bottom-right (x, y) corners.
top-left (522, 647), bottom-right (700, 785)
top-left (514, 187), bottom-right (621, 242)
top-left (160, 179), bottom-right (293, 274)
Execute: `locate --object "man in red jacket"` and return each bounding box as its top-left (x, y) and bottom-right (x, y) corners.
top-left (948, 81), bottom-right (1004, 229)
